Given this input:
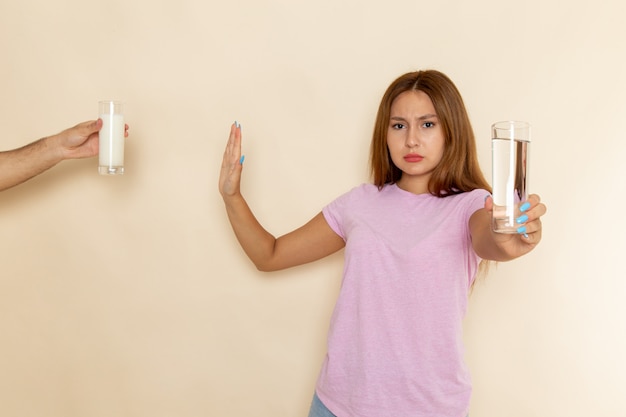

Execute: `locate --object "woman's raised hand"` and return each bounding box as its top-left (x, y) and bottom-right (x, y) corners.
top-left (219, 122), bottom-right (244, 199)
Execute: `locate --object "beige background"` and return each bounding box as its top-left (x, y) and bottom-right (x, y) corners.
top-left (1, 0), bottom-right (625, 416)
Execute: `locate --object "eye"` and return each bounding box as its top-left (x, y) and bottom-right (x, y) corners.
top-left (422, 121), bottom-right (435, 128)
top-left (391, 123), bottom-right (406, 130)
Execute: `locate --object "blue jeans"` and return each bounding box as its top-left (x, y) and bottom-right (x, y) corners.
top-left (308, 392), bottom-right (337, 417)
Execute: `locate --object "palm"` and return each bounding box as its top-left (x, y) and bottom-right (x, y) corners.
top-left (219, 123), bottom-right (243, 197)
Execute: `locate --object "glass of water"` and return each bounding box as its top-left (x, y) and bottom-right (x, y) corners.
top-left (491, 121), bottom-right (531, 233)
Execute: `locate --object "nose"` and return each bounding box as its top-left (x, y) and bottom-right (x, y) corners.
top-left (405, 127), bottom-right (420, 148)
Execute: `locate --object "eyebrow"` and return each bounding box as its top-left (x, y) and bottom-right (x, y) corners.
top-left (390, 114), bottom-right (438, 121)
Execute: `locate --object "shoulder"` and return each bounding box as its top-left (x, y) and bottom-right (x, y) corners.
top-left (458, 188), bottom-right (491, 217)
top-left (451, 188), bottom-right (490, 204)
top-left (441, 189), bottom-right (490, 218)
top-left (324, 183), bottom-right (386, 217)
top-left (330, 183), bottom-right (382, 203)
top-left (422, 188), bottom-right (488, 206)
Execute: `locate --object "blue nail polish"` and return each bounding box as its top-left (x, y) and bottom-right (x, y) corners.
top-left (239, 155), bottom-right (245, 164)
top-left (516, 214), bottom-right (529, 224)
top-left (517, 225), bottom-right (527, 235)
top-left (520, 202), bottom-right (531, 212)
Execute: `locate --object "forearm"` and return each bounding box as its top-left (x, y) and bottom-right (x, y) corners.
top-left (0, 136), bottom-right (62, 191)
top-left (223, 193), bottom-right (279, 271)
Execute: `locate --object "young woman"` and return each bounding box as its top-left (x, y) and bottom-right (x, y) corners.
top-left (219, 70), bottom-right (546, 417)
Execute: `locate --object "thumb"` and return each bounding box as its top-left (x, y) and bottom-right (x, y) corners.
top-left (484, 194), bottom-right (493, 211)
top-left (87, 119), bottom-right (102, 134)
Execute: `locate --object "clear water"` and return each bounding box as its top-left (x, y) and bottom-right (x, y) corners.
top-left (492, 138), bottom-right (529, 233)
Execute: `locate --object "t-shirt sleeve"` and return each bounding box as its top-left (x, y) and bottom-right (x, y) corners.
top-left (463, 188), bottom-right (491, 263)
top-left (322, 208), bottom-right (342, 240)
top-left (465, 188), bottom-right (490, 220)
top-left (323, 196), bottom-right (346, 240)
top-left (322, 186), bottom-right (363, 241)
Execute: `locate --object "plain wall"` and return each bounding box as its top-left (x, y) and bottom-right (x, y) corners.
top-left (1, 0), bottom-right (625, 416)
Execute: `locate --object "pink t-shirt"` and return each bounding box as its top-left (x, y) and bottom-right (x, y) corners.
top-left (316, 183), bottom-right (487, 417)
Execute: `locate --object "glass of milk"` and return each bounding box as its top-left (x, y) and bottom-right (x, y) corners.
top-left (98, 100), bottom-right (125, 175)
top-left (491, 121), bottom-right (531, 233)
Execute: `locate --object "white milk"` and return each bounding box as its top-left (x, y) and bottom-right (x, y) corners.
top-left (99, 113), bottom-right (125, 170)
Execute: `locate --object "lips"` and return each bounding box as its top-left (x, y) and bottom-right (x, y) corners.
top-left (404, 153), bottom-right (424, 162)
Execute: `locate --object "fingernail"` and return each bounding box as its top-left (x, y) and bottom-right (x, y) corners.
top-left (523, 233), bottom-right (529, 239)
top-left (516, 214), bottom-right (529, 224)
top-left (520, 202), bottom-right (531, 212)
top-left (235, 121), bottom-right (241, 128)
top-left (239, 155), bottom-right (245, 164)
top-left (484, 194), bottom-right (491, 202)
top-left (517, 225), bottom-right (527, 235)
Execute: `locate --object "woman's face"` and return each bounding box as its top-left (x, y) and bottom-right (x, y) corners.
top-left (386, 90), bottom-right (445, 193)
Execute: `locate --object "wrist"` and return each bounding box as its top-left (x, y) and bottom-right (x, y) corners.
top-left (222, 191), bottom-right (244, 204)
top-left (41, 134), bottom-right (65, 163)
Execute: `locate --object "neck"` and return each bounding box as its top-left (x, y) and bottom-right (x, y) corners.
top-left (396, 175), bottom-right (431, 195)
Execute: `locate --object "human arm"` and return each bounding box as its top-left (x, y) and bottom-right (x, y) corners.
top-left (219, 122), bottom-right (345, 271)
top-left (0, 119), bottom-right (129, 191)
top-left (469, 194), bottom-right (547, 262)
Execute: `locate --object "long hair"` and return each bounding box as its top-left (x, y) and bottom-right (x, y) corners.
top-left (369, 70), bottom-right (492, 196)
